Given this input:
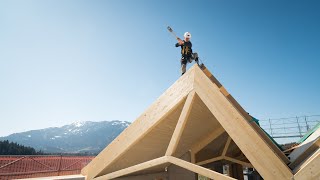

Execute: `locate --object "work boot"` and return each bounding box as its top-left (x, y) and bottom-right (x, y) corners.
top-left (195, 57), bottom-right (199, 65)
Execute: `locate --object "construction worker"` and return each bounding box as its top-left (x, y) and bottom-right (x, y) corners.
top-left (175, 32), bottom-right (198, 75)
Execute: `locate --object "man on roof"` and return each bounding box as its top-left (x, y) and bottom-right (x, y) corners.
top-left (175, 32), bottom-right (199, 76)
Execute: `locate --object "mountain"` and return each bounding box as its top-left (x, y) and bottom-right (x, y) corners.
top-left (0, 120), bottom-right (130, 154)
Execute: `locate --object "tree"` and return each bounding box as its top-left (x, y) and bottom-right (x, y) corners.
top-left (0, 140), bottom-right (44, 155)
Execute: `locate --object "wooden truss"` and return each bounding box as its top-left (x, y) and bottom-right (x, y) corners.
top-left (82, 64), bottom-right (318, 180)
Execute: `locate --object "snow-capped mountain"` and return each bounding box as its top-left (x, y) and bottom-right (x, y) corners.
top-left (0, 120), bottom-right (130, 154)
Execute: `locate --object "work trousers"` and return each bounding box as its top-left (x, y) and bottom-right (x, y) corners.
top-left (181, 56), bottom-right (191, 75)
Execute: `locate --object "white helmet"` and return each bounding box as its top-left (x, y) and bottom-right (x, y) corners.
top-left (184, 32), bottom-right (191, 39)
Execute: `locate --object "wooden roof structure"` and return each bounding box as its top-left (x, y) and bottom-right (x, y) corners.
top-left (82, 64), bottom-right (319, 180)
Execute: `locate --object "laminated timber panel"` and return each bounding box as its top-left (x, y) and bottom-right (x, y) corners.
top-left (200, 65), bottom-right (290, 165)
top-left (224, 157), bottom-right (253, 168)
top-left (83, 64), bottom-right (294, 180)
top-left (226, 140), bottom-right (250, 163)
top-left (173, 93), bottom-right (224, 158)
top-left (95, 155), bottom-right (236, 180)
top-left (195, 134), bottom-right (253, 168)
top-left (94, 156), bottom-right (170, 180)
top-left (166, 91), bottom-right (196, 156)
top-left (82, 66), bottom-right (196, 179)
top-left (119, 165), bottom-right (168, 178)
top-left (101, 101), bottom-right (184, 175)
top-left (193, 66), bottom-right (293, 180)
top-left (222, 136), bottom-right (232, 157)
top-left (168, 156), bottom-right (236, 180)
top-left (294, 149), bottom-right (320, 180)
top-left (195, 132), bottom-right (228, 163)
top-left (293, 148), bottom-right (320, 174)
top-left (190, 126), bottom-right (225, 154)
top-left (289, 137), bottom-right (320, 170)
top-left (197, 156), bottom-right (223, 166)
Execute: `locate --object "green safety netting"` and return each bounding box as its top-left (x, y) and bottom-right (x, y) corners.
top-left (250, 117), bottom-right (284, 151)
top-left (297, 121), bottom-right (320, 144)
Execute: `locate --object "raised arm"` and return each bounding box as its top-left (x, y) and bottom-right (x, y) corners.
top-left (175, 38), bottom-right (184, 47)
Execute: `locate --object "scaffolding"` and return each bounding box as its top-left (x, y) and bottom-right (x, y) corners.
top-left (259, 115), bottom-right (320, 144)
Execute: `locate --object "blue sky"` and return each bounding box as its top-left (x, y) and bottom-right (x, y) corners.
top-left (0, 0), bottom-right (319, 136)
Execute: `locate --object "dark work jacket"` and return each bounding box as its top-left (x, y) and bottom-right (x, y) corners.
top-left (175, 40), bottom-right (193, 58)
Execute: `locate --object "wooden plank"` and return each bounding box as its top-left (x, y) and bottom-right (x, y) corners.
top-left (222, 136), bottom-right (232, 157)
top-left (293, 148), bottom-right (320, 174)
top-left (201, 65), bottom-right (290, 165)
top-left (195, 132), bottom-right (229, 163)
top-left (193, 66), bottom-right (293, 180)
top-left (248, 118), bottom-right (290, 164)
top-left (191, 151), bottom-right (196, 164)
top-left (224, 157), bottom-right (253, 168)
top-left (200, 65), bottom-right (250, 120)
top-left (200, 66), bottom-right (222, 87)
top-left (168, 156), bottom-right (236, 180)
top-left (83, 66), bottom-right (197, 179)
top-left (226, 94), bottom-right (290, 166)
top-left (224, 91), bottom-right (290, 165)
top-left (94, 156), bottom-right (169, 180)
top-left (294, 149), bottom-right (320, 180)
top-left (166, 91), bottom-right (196, 155)
top-left (191, 127), bottom-right (225, 153)
top-left (220, 86), bottom-right (230, 96)
top-left (196, 156), bottom-right (223, 166)
top-left (224, 94), bottom-right (252, 120)
top-left (289, 137), bottom-right (320, 169)
top-left (103, 105), bottom-right (184, 174)
top-left (228, 94), bottom-right (290, 165)
top-left (173, 95), bottom-right (224, 158)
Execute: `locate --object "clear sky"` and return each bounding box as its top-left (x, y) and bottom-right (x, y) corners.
top-left (0, 0), bottom-right (319, 137)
